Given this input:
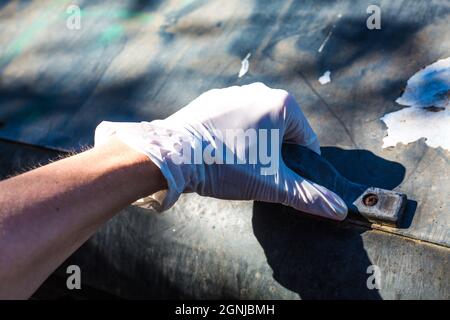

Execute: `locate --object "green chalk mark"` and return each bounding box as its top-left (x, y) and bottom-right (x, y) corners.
top-left (61, 8), bottom-right (154, 23)
top-left (0, 0), bottom-right (70, 69)
top-left (0, 3), bottom-right (155, 69)
top-left (136, 13), bottom-right (155, 23)
top-left (98, 24), bottom-right (124, 46)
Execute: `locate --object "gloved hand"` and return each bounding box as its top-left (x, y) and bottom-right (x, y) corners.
top-left (94, 82), bottom-right (347, 220)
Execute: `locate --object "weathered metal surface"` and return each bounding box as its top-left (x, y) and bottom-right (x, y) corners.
top-left (0, 0), bottom-right (448, 248)
top-left (0, 0), bottom-right (449, 298)
top-left (1, 139), bottom-right (449, 299)
top-left (66, 200), bottom-right (449, 299)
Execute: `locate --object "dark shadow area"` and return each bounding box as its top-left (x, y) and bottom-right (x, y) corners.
top-left (52, 231), bottom-right (187, 300)
top-left (321, 147), bottom-right (405, 190)
top-left (232, 0), bottom-right (450, 70)
top-left (228, 0), bottom-right (432, 74)
top-left (0, 66), bottom-right (166, 149)
top-left (0, 0), bottom-right (31, 11)
top-left (32, 272), bottom-right (121, 300)
top-left (321, 146), bottom-right (416, 229)
top-left (0, 138), bottom-right (63, 180)
top-left (126, 0), bottom-right (164, 15)
top-left (253, 202), bottom-right (382, 299)
top-left (281, 144), bottom-right (415, 228)
top-left (253, 146), bottom-right (411, 299)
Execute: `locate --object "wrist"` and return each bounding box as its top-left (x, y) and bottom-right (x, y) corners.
top-left (93, 120), bottom-right (198, 211)
top-left (95, 136), bottom-right (167, 200)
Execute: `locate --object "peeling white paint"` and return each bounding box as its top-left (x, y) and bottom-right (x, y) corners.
top-left (396, 57), bottom-right (450, 109)
top-left (381, 107), bottom-right (450, 150)
top-left (238, 53), bottom-right (251, 78)
top-left (381, 57), bottom-right (450, 151)
top-left (318, 70), bottom-right (331, 85)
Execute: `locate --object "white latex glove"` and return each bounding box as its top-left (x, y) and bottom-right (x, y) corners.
top-left (95, 82), bottom-right (348, 221)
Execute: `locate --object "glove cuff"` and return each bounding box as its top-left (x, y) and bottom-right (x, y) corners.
top-left (94, 120), bottom-right (203, 212)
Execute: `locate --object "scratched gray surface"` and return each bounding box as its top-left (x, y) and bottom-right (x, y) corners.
top-left (1, 140), bottom-right (448, 299)
top-left (0, 139), bottom-right (444, 299)
top-left (0, 0), bottom-right (449, 295)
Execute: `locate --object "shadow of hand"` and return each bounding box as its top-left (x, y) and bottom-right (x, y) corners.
top-left (252, 146), bottom-right (410, 299)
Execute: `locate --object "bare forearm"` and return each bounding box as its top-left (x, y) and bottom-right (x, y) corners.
top-left (0, 137), bottom-right (165, 299)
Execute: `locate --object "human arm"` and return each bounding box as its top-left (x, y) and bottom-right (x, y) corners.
top-left (0, 137), bottom-right (166, 299)
top-left (0, 82), bottom-right (347, 299)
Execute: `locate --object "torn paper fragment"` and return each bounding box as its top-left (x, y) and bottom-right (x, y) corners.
top-left (238, 53), bottom-right (251, 78)
top-left (381, 56), bottom-right (450, 151)
top-left (381, 107), bottom-right (450, 150)
top-left (396, 57), bottom-right (450, 109)
top-left (318, 71), bottom-right (331, 85)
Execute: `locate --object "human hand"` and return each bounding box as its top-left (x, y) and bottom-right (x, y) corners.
top-left (94, 82), bottom-right (347, 220)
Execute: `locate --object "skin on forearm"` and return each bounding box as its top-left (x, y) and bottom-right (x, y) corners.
top-left (0, 137), bottom-right (166, 299)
